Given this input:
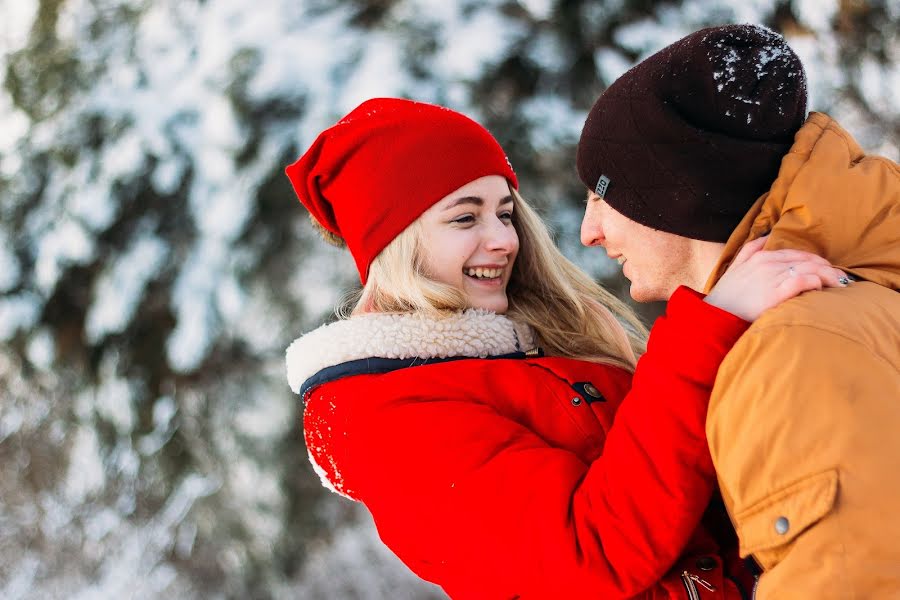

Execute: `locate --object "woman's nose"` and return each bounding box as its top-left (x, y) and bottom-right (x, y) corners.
top-left (485, 219), bottom-right (518, 253)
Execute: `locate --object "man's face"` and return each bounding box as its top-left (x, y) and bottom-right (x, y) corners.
top-left (580, 191), bottom-right (696, 302)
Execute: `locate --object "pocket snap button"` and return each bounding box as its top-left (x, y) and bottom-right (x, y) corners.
top-left (775, 516), bottom-right (790, 535)
top-left (583, 383), bottom-right (602, 399)
top-left (695, 556), bottom-right (716, 571)
top-left (571, 397), bottom-right (582, 406)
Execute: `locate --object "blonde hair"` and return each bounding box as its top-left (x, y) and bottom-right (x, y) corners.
top-left (339, 188), bottom-right (647, 370)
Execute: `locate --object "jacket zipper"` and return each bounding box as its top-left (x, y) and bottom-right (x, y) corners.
top-left (751, 575), bottom-right (759, 599)
top-left (681, 571), bottom-right (716, 600)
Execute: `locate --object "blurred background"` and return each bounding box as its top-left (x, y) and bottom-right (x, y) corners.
top-left (0, 0), bottom-right (897, 598)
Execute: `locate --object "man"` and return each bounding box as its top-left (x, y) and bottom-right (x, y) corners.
top-left (576, 24), bottom-right (900, 599)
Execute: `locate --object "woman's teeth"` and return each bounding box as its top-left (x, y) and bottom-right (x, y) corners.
top-left (465, 267), bottom-right (503, 279)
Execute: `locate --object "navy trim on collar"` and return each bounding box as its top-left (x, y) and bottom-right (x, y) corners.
top-left (299, 350), bottom-right (543, 400)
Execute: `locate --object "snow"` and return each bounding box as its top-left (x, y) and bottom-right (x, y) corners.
top-left (85, 227), bottom-right (169, 343)
top-left (0, 292), bottom-right (41, 341)
top-left (0, 1), bottom-right (38, 64)
top-left (0, 0), bottom-right (896, 597)
top-left (594, 47), bottom-right (633, 85)
top-left (794, 0), bottom-right (840, 33)
top-left (34, 218), bottom-right (96, 293)
top-left (65, 425), bottom-right (107, 503)
top-left (521, 94), bottom-right (585, 151)
top-left (25, 328), bottom-right (56, 370)
top-left (0, 230), bottom-right (21, 293)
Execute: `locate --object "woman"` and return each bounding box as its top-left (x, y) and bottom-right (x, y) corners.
top-left (285, 98), bottom-right (845, 599)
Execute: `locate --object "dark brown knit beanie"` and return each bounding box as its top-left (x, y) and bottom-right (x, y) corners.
top-left (577, 24), bottom-right (808, 241)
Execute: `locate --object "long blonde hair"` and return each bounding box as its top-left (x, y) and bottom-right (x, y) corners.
top-left (339, 188), bottom-right (647, 370)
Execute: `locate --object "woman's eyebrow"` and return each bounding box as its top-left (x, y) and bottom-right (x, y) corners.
top-left (443, 195), bottom-right (514, 210)
top-left (444, 196), bottom-right (483, 209)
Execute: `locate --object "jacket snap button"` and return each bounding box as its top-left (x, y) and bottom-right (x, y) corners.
top-left (583, 383), bottom-right (602, 398)
top-left (571, 397), bottom-right (582, 406)
top-left (695, 556), bottom-right (716, 571)
top-left (775, 516), bottom-right (790, 535)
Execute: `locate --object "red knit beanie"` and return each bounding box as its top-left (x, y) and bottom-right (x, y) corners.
top-left (577, 24), bottom-right (807, 241)
top-left (286, 98), bottom-right (518, 283)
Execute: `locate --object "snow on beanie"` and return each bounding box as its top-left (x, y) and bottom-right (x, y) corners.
top-left (577, 24), bottom-right (808, 241)
top-left (285, 98), bottom-right (517, 284)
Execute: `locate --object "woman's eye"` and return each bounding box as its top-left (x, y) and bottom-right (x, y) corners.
top-left (452, 215), bottom-right (475, 224)
top-left (499, 211), bottom-right (513, 221)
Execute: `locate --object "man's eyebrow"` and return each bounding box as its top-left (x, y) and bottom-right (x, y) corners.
top-left (443, 195), bottom-right (514, 209)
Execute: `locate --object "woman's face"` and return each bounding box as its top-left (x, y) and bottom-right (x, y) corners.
top-left (418, 175), bottom-right (519, 313)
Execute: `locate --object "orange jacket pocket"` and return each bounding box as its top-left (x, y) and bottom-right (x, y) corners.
top-left (734, 468), bottom-right (839, 569)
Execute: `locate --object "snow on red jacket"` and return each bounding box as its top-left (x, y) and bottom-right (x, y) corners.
top-left (287, 287), bottom-right (754, 599)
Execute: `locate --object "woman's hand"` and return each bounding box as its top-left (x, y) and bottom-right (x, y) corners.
top-left (704, 236), bottom-right (849, 322)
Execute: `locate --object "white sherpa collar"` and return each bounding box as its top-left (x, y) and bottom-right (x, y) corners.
top-left (285, 310), bottom-right (536, 394)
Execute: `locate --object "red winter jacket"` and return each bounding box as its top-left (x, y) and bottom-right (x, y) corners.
top-left (287, 287), bottom-right (755, 599)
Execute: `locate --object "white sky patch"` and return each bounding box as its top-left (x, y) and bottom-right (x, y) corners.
top-left (85, 230), bottom-right (169, 343)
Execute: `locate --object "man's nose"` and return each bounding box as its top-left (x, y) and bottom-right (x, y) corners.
top-left (581, 205), bottom-right (605, 247)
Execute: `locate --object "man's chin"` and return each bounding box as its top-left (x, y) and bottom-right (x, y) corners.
top-left (628, 281), bottom-right (668, 303)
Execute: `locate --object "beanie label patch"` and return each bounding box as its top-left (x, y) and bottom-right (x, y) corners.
top-left (595, 175), bottom-right (611, 198)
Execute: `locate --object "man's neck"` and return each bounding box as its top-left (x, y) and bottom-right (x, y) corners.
top-left (688, 239), bottom-right (727, 292)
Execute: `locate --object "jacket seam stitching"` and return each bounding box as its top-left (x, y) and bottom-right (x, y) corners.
top-left (742, 321), bottom-right (898, 374)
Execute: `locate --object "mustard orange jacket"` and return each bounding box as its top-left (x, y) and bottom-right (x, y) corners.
top-left (704, 113), bottom-right (900, 599)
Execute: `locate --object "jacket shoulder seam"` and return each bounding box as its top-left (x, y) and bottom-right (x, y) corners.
top-left (741, 321), bottom-right (897, 374)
